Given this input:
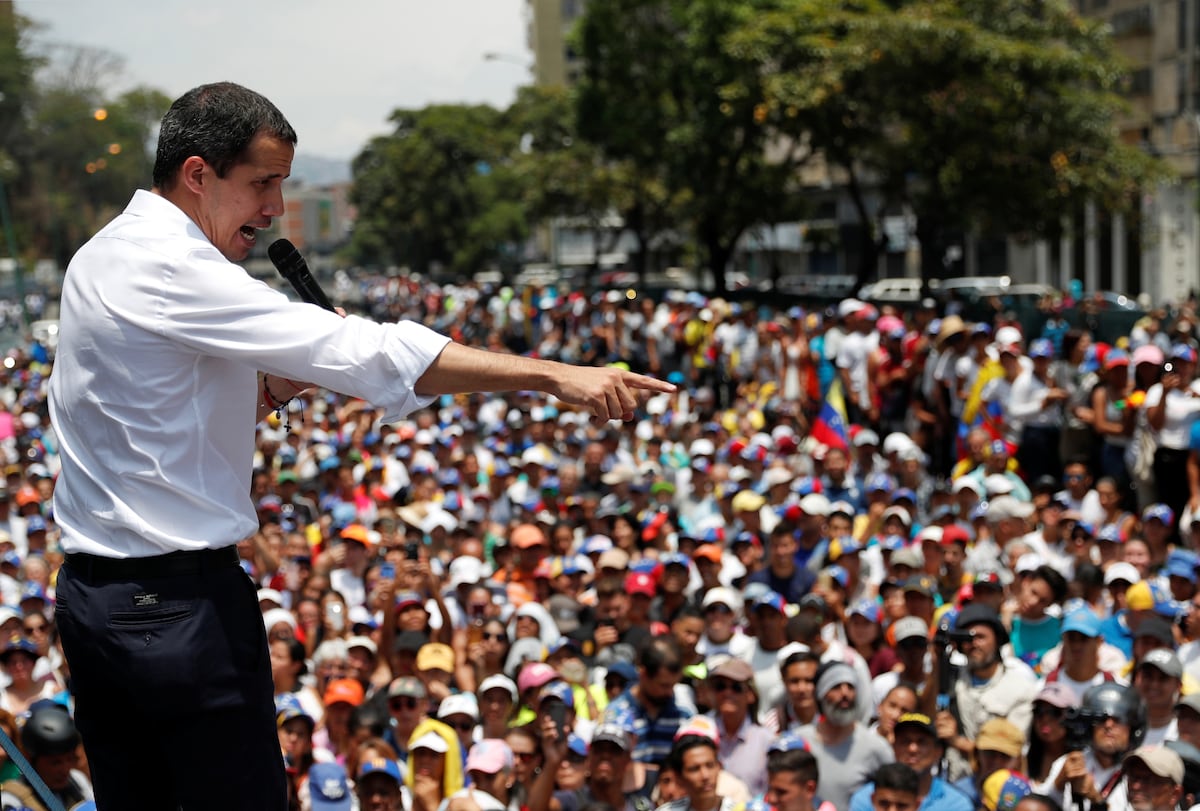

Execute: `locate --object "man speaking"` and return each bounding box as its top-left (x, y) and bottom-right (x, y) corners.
top-left (47, 81), bottom-right (672, 810)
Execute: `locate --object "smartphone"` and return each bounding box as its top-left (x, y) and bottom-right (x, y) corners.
top-left (1165, 362), bottom-right (1175, 375)
top-left (546, 700), bottom-right (569, 740)
top-left (324, 602), bottom-right (345, 633)
top-left (404, 541), bottom-right (420, 560)
top-left (380, 562), bottom-right (396, 581)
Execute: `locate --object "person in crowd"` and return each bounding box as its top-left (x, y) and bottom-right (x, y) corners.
top-left (867, 762), bottom-right (922, 811)
top-left (927, 604), bottom-right (1037, 785)
top-left (1039, 682), bottom-right (1144, 809)
top-left (770, 647), bottom-right (821, 733)
top-left (796, 662), bottom-right (894, 810)
top-left (1123, 744), bottom-right (1185, 811)
top-left (700, 656), bottom-right (771, 797)
top-left (601, 636), bottom-right (694, 769)
top-left (762, 733), bottom-right (836, 811)
top-left (1025, 684), bottom-right (1073, 788)
top-left (848, 711), bottom-right (972, 811)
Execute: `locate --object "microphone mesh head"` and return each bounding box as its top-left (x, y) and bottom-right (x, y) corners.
top-left (268, 239), bottom-right (295, 264)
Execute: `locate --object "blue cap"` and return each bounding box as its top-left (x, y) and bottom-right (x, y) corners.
top-left (881, 533), bottom-right (908, 552)
top-left (768, 731), bottom-right (811, 754)
top-left (24, 515), bottom-right (46, 534)
top-left (660, 553), bottom-right (689, 569)
top-left (19, 582), bottom-right (46, 603)
top-left (990, 439), bottom-right (1009, 457)
top-left (309, 763), bottom-right (353, 811)
top-left (969, 503), bottom-right (990, 521)
top-left (1061, 608), bottom-right (1102, 638)
top-left (1029, 338), bottom-right (1055, 359)
top-left (1143, 503), bottom-right (1175, 525)
top-left (892, 488), bottom-right (917, 505)
top-left (538, 680), bottom-right (574, 707)
top-left (865, 473), bottom-right (896, 493)
top-left (0, 634), bottom-right (36, 660)
top-left (567, 733), bottom-right (589, 757)
top-left (357, 757), bottom-right (402, 784)
top-left (849, 599), bottom-right (881, 624)
top-left (1097, 525), bottom-right (1123, 544)
top-left (790, 476), bottom-right (821, 496)
top-left (319, 456), bottom-right (341, 473)
top-left (825, 565), bottom-right (849, 589)
top-left (1172, 343), bottom-right (1199, 363)
top-left (1167, 558), bottom-right (1198, 579)
top-left (629, 558), bottom-right (659, 575)
top-left (0, 551), bottom-right (19, 568)
top-left (753, 590), bottom-right (788, 615)
top-left (492, 459), bottom-right (513, 478)
top-left (606, 661), bottom-right (638, 683)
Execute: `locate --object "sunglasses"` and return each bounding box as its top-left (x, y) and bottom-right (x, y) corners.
top-left (704, 605), bottom-right (732, 616)
top-left (447, 719), bottom-right (476, 732)
top-left (389, 697), bottom-right (420, 711)
top-left (710, 679), bottom-right (747, 694)
top-left (22, 625), bottom-right (46, 634)
top-left (513, 751), bottom-right (538, 762)
top-left (482, 632), bottom-right (506, 642)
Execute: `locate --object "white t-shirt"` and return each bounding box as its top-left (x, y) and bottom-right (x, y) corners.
top-left (1143, 381), bottom-right (1200, 449)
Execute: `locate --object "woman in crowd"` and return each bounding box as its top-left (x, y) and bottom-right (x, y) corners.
top-left (1088, 349), bottom-right (1135, 487)
top-left (478, 675), bottom-right (519, 740)
top-left (872, 683), bottom-right (920, 745)
top-left (271, 636), bottom-right (325, 725)
top-left (407, 719), bottom-right (465, 811)
top-left (844, 600), bottom-right (896, 679)
top-left (468, 618), bottom-right (513, 691)
top-left (0, 636), bottom-right (56, 719)
top-left (1025, 683), bottom-right (1071, 788)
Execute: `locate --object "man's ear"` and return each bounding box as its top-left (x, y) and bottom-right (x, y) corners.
top-left (178, 155), bottom-right (209, 196)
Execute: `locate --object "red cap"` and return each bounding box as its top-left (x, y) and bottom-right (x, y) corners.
top-left (625, 572), bottom-right (657, 598)
top-left (940, 525), bottom-right (970, 547)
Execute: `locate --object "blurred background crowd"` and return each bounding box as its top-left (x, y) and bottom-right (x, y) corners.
top-left (0, 278), bottom-right (1199, 810)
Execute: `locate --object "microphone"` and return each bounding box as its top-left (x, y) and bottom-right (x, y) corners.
top-left (268, 238), bottom-right (336, 312)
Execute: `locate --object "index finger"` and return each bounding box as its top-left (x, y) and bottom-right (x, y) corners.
top-left (622, 372), bottom-right (676, 393)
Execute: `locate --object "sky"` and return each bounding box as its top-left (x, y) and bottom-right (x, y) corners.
top-left (20, 0), bottom-right (532, 162)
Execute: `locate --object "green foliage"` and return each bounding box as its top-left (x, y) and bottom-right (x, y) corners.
top-left (575, 0), bottom-right (810, 291)
top-left (730, 0), bottom-right (1167, 277)
top-left (348, 103), bottom-right (529, 276)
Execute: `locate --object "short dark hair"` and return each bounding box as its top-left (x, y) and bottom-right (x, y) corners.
top-left (153, 82), bottom-right (297, 189)
top-left (639, 636), bottom-right (682, 677)
top-left (666, 734), bottom-right (717, 773)
top-left (1016, 796), bottom-right (1063, 811)
top-left (872, 762), bottom-right (919, 796)
top-left (595, 575), bottom-right (626, 599)
top-left (780, 648), bottom-right (820, 677)
top-left (767, 748), bottom-right (818, 784)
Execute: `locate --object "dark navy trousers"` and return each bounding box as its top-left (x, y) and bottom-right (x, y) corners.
top-left (55, 554), bottom-right (286, 810)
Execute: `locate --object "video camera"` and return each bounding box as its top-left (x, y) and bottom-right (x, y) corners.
top-left (1063, 707), bottom-right (1107, 752)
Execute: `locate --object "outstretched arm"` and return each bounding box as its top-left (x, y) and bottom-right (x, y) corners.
top-left (414, 342), bottom-right (676, 421)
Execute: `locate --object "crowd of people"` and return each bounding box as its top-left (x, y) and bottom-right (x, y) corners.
top-left (1, 279), bottom-right (1200, 810)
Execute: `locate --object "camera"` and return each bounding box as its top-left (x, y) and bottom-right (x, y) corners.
top-left (1063, 707), bottom-right (1105, 752)
top-left (1165, 361), bottom-right (1176, 375)
top-left (404, 541), bottom-right (421, 560)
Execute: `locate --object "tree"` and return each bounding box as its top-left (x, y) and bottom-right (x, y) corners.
top-left (575, 0), bottom-right (811, 293)
top-left (348, 104), bottom-right (526, 277)
top-left (731, 0), bottom-right (1166, 281)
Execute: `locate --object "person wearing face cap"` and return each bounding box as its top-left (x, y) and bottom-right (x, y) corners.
top-left (924, 604), bottom-right (1038, 787)
top-left (1007, 338), bottom-right (1068, 484)
top-left (1123, 744), bottom-right (1185, 811)
top-left (1146, 342), bottom-right (1200, 540)
top-left (795, 661), bottom-right (894, 811)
